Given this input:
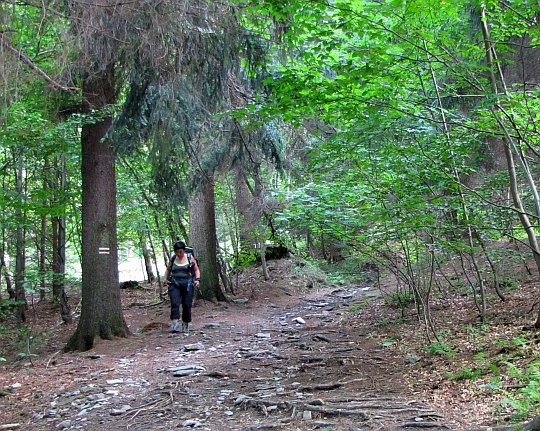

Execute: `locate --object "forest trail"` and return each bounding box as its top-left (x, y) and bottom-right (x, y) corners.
top-left (1, 259), bottom-right (462, 430)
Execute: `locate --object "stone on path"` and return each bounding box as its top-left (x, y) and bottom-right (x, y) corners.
top-left (166, 364), bottom-right (206, 377)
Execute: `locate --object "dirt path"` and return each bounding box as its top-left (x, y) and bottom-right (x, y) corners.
top-left (0, 263), bottom-right (463, 430)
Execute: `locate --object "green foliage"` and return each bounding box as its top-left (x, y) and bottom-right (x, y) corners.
top-left (465, 323), bottom-right (490, 339)
top-left (498, 279), bottom-right (520, 290)
top-left (385, 291), bottom-right (415, 308)
top-left (239, 0), bottom-right (540, 335)
top-left (0, 325), bottom-right (49, 364)
top-left (446, 368), bottom-right (488, 381)
top-left (497, 361), bottom-right (540, 422)
top-left (235, 249), bottom-right (260, 269)
top-left (288, 258), bottom-right (327, 288)
top-left (346, 303), bottom-right (365, 313)
top-left (0, 299), bottom-right (25, 319)
top-left (428, 341), bottom-right (457, 358)
top-left (493, 334), bottom-right (531, 354)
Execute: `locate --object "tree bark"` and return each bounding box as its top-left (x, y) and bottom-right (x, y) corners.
top-left (139, 232), bottom-right (155, 283)
top-left (235, 167), bottom-right (254, 252)
top-left (0, 231), bottom-right (14, 300)
top-left (65, 71), bottom-right (128, 351)
top-left (39, 212), bottom-right (47, 301)
top-left (259, 242), bottom-right (270, 281)
top-left (14, 155), bottom-right (27, 325)
top-left (39, 159), bottom-right (49, 301)
top-left (52, 161), bottom-right (72, 324)
top-left (189, 175), bottom-right (226, 302)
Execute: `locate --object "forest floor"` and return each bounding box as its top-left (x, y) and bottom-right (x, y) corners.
top-left (1, 256), bottom-right (540, 430)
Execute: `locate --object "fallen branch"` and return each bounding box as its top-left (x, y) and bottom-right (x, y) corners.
top-left (300, 382), bottom-right (343, 391)
top-left (46, 350), bottom-right (62, 368)
top-left (128, 392), bottom-right (173, 421)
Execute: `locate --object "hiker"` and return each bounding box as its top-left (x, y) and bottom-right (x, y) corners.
top-left (164, 241), bottom-right (201, 334)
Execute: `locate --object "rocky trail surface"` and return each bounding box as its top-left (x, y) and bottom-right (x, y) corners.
top-left (1, 260), bottom-right (464, 430)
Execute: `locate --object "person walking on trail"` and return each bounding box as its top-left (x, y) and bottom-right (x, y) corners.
top-left (164, 241), bottom-right (201, 334)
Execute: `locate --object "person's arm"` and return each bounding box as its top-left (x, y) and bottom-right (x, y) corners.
top-left (164, 257), bottom-right (173, 285)
top-left (192, 258), bottom-right (201, 286)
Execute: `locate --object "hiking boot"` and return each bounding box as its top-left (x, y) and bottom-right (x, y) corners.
top-left (170, 319), bottom-right (180, 333)
top-left (182, 321), bottom-right (189, 335)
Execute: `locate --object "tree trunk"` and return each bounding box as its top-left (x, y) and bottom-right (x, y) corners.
top-left (259, 242), bottom-right (270, 281)
top-left (39, 158), bottom-right (49, 301)
top-left (139, 232), bottom-right (155, 283)
top-left (14, 156), bottom-right (27, 325)
top-left (0, 231), bottom-right (14, 300)
top-left (65, 71), bottom-right (128, 351)
top-left (52, 160), bottom-right (72, 324)
top-left (189, 175), bottom-right (225, 302)
top-left (52, 216), bottom-right (72, 323)
top-left (306, 230), bottom-right (315, 259)
top-left (235, 167), bottom-right (254, 252)
top-left (39, 212), bottom-right (47, 301)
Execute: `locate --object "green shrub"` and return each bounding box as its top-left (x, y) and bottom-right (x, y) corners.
top-left (0, 298), bottom-right (25, 319)
top-left (346, 303), bottom-right (365, 313)
top-left (498, 361), bottom-right (540, 421)
top-left (428, 341), bottom-right (456, 358)
top-left (235, 249), bottom-right (259, 269)
top-left (385, 290), bottom-right (415, 307)
top-left (446, 368), bottom-right (487, 381)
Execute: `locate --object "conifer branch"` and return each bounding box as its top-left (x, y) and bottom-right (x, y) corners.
top-left (0, 33), bottom-right (78, 93)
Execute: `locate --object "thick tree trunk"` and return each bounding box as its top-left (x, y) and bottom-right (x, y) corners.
top-left (65, 72), bottom-right (128, 351)
top-left (189, 175), bottom-right (225, 302)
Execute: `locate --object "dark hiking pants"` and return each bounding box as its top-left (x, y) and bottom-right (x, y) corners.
top-left (168, 279), bottom-right (194, 322)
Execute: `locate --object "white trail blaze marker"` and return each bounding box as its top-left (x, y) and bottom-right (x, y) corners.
top-left (98, 247), bottom-right (110, 255)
